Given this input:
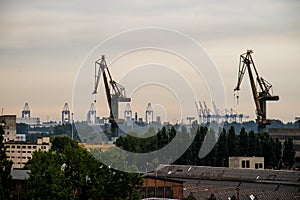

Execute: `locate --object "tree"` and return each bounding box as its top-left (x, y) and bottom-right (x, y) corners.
top-left (260, 132), bottom-right (273, 168)
top-left (216, 128), bottom-right (228, 167)
top-left (238, 128), bottom-right (248, 156)
top-left (272, 138), bottom-right (282, 169)
top-left (282, 137), bottom-right (295, 168)
top-left (0, 125), bottom-right (13, 200)
top-left (227, 126), bottom-right (238, 156)
top-left (25, 136), bottom-right (143, 199)
top-left (248, 131), bottom-right (258, 156)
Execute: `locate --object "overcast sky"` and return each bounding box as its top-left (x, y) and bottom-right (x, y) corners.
top-left (0, 0), bottom-right (299, 123)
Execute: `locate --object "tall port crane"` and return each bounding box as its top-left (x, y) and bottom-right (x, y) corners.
top-left (234, 50), bottom-right (279, 131)
top-left (93, 55), bottom-right (131, 136)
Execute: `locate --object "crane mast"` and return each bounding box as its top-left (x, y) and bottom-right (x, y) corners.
top-left (234, 50), bottom-right (279, 131)
top-left (93, 55), bottom-right (131, 137)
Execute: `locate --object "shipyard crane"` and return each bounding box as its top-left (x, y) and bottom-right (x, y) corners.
top-left (93, 55), bottom-right (131, 136)
top-left (124, 103), bottom-right (132, 122)
top-left (202, 101), bottom-right (211, 123)
top-left (195, 101), bottom-right (202, 123)
top-left (234, 50), bottom-right (279, 131)
top-left (212, 100), bottom-right (222, 122)
top-left (145, 103), bottom-right (154, 124)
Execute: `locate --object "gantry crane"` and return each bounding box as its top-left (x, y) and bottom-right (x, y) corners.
top-left (93, 55), bottom-right (131, 136)
top-left (234, 50), bottom-right (279, 131)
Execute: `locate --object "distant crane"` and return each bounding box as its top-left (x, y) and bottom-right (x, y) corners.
top-left (87, 102), bottom-right (97, 125)
top-left (93, 55), bottom-right (131, 136)
top-left (62, 103), bottom-right (71, 124)
top-left (124, 103), bottom-right (132, 122)
top-left (145, 103), bottom-right (153, 124)
top-left (234, 50), bottom-right (279, 131)
top-left (212, 100), bottom-right (222, 122)
top-left (22, 103), bottom-right (30, 118)
top-left (195, 101), bottom-right (202, 123)
top-left (202, 101), bottom-right (211, 123)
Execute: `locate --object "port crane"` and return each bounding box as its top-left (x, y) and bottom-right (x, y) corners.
top-left (234, 50), bottom-right (279, 131)
top-left (93, 55), bottom-right (131, 136)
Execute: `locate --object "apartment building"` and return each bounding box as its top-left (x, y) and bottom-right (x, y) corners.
top-left (5, 137), bottom-right (51, 169)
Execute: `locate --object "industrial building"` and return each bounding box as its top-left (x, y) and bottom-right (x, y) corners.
top-left (147, 164), bottom-right (300, 200)
top-left (269, 128), bottom-right (300, 168)
top-left (140, 175), bottom-right (184, 199)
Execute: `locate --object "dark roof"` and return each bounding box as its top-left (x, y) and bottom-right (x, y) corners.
top-left (152, 164), bottom-right (300, 184)
top-left (143, 175), bottom-right (185, 183)
top-left (11, 169), bottom-right (30, 180)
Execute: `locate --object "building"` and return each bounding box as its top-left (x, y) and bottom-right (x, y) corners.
top-left (229, 157), bottom-right (264, 169)
top-left (11, 169), bottom-right (30, 199)
top-left (140, 175), bottom-right (184, 199)
top-left (269, 128), bottom-right (300, 168)
top-left (147, 164), bottom-right (300, 200)
top-left (5, 137), bottom-right (51, 169)
top-left (0, 115), bottom-right (17, 142)
top-left (16, 117), bottom-right (40, 127)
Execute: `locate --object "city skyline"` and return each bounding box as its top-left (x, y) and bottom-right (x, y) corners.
top-left (0, 0), bottom-right (300, 123)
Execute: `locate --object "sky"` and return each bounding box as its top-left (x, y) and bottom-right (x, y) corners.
top-left (0, 0), bottom-right (299, 123)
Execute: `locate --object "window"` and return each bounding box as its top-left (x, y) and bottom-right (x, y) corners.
top-left (165, 187), bottom-right (173, 198)
top-left (156, 187), bottom-right (164, 198)
top-left (22, 156), bottom-right (26, 159)
top-left (33, 146), bottom-right (37, 149)
top-left (242, 160), bottom-right (250, 168)
top-left (11, 146), bottom-right (15, 149)
top-left (22, 151), bottom-right (26, 153)
top-left (246, 160), bottom-right (250, 168)
top-left (27, 151), bottom-right (31, 153)
top-left (11, 151), bottom-right (14, 153)
top-left (255, 163), bottom-right (259, 169)
top-left (17, 146), bottom-right (20, 149)
top-left (148, 187), bottom-right (155, 197)
top-left (28, 146), bottom-right (32, 149)
top-left (259, 163), bottom-right (263, 168)
top-left (242, 160), bottom-right (246, 168)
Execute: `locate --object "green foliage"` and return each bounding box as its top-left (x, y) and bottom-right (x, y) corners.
top-left (115, 124), bottom-right (293, 170)
top-left (227, 126), bottom-right (239, 156)
top-left (282, 137), bottom-right (296, 168)
top-left (25, 136), bottom-right (143, 200)
top-left (248, 130), bottom-right (258, 156)
top-left (272, 138), bottom-right (282, 169)
top-left (238, 128), bottom-right (248, 156)
top-left (0, 125), bottom-right (13, 200)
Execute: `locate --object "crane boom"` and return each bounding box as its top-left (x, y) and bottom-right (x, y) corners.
top-left (234, 50), bottom-right (279, 131)
top-left (93, 55), bottom-right (131, 137)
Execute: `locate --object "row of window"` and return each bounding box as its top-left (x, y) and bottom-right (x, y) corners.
top-left (7, 145), bottom-right (48, 150)
top-left (6, 150), bottom-right (36, 154)
top-left (140, 187), bottom-right (173, 198)
top-left (9, 156), bottom-right (31, 160)
top-left (8, 145), bottom-right (37, 149)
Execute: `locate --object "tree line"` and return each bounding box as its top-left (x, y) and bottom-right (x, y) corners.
top-left (116, 125), bottom-right (296, 169)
